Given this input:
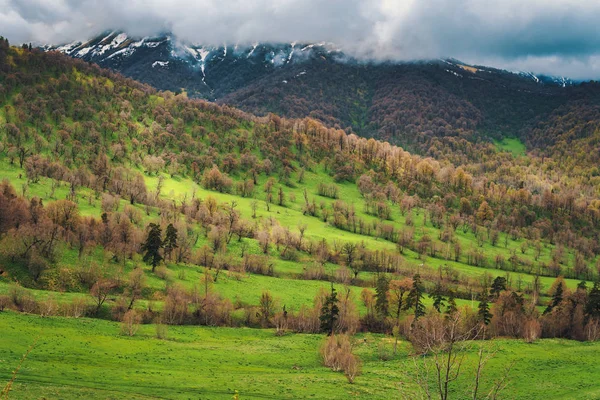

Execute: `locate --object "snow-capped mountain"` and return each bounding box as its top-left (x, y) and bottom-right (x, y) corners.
top-left (45, 31), bottom-right (344, 99)
top-left (46, 31), bottom-right (575, 100)
top-left (518, 71), bottom-right (574, 87)
top-left (45, 30), bottom-right (593, 152)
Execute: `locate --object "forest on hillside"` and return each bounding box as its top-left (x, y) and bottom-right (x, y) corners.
top-left (3, 40), bottom-right (600, 399)
top-left (221, 59), bottom-right (600, 173)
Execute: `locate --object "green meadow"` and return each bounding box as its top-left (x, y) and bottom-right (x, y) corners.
top-left (1, 312), bottom-right (600, 399)
top-left (494, 137), bottom-right (527, 157)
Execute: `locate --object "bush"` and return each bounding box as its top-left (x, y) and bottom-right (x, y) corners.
top-left (101, 193), bottom-right (120, 213)
top-left (317, 183), bottom-right (339, 199)
top-left (8, 284), bottom-right (38, 313)
top-left (120, 309), bottom-right (142, 336)
top-left (155, 266), bottom-right (173, 281)
top-left (320, 334), bottom-right (362, 383)
top-left (280, 248), bottom-right (299, 262)
top-left (39, 295), bottom-right (59, 317)
top-left (156, 321), bottom-right (168, 339)
top-left (303, 263), bottom-right (326, 280)
top-left (0, 295), bottom-right (9, 311)
top-left (243, 254), bottom-right (273, 276)
top-left (335, 267), bottom-right (351, 285)
top-left (292, 304), bottom-right (321, 333)
top-left (523, 318), bottom-right (541, 343)
top-left (162, 285), bottom-right (189, 325)
top-left (27, 251), bottom-right (49, 282)
top-left (63, 297), bottom-right (89, 318)
top-left (377, 342), bottom-right (393, 361)
top-left (76, 262), bottom-right (102, 289)
top-left (111, 296), bottom-right (129, 321)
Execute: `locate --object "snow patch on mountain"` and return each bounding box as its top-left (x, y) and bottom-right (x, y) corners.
top-left (94, 33), bottom-right (128, 57)
top-left (445, 69), bottom-right (462, 78)
top-left (247, 43), bottom-right (258, 58)
top-left (56, 41), bottom-right (81, 53)
top-left (76, 46), bottom-right (93, 57)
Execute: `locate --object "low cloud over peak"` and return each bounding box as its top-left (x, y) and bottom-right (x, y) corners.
top-left (2, 0), bottom-right (600, 80)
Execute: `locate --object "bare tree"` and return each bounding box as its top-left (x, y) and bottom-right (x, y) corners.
top-left (126, 267), bottom-right (146, 310)
top-left (406, 312), bottom-right (513, 400)
top-left (90, 278), bottom-right (116, 315)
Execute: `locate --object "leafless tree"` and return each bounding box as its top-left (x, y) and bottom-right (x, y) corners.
top-left (406, 312), bottom-right (513, 400)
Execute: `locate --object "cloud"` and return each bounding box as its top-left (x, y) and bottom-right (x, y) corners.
top-left (2, 0), bottom-right (600, 79)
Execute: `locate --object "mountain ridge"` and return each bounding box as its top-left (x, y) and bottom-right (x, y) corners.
top-left (45, 31), bottom-right (576, 97)
top-left (42, 31), bottom-right (600, 167)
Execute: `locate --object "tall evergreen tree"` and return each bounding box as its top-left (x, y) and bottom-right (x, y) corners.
top-left (490, 276), bottom-right (507, 299)
top-left (430, 282), bottom-right (445, 313)
top-left (163, 223), bottom-right (178, 261)
top-left (406, 273), bottom-right (426, 322)
top-left (142, 223), bottom-right (163, 272)
top-left (478, 289), bottom-right (492, 325)
top-left (320, 284), bottom-right (340, 336)
top-left (586, 281), bottom-right (600, 320)
top-left (445, 291), bottom-right (458, 315)
top-left (375, 275), bottom-right (389, 319)
top-left (544, 278), bottom-right (564, 315)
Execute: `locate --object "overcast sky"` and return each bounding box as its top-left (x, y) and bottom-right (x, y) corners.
top-left (2, 0), bottom-right (600, 79)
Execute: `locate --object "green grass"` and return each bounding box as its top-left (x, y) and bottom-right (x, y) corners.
top-left (2, 312), bottom-right (600, 399)
top-left (494, 137), bottom-right (527, 157)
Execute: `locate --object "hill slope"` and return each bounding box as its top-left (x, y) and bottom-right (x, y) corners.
top-left (2, 34), bottom-right (600, 399)
top-left (45, 31), bottom-right (600, 161)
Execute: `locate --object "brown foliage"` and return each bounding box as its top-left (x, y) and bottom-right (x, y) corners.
top-left (320, 334), bottom-right (362, 384)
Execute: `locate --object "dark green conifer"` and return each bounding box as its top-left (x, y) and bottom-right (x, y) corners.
top-left (163, 223), bottom-right (178, 261)
top-left (478, 289), bottom-right (492, 325)
top-left (320, 284), bottom-right (340, 336)
top-left (142, 223), bottom-right (163, 272)
top-left (375, 275), bottom-right (389, 319)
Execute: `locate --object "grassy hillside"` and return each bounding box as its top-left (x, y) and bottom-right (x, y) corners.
top-left (1, 42), bottom-right (600, 398)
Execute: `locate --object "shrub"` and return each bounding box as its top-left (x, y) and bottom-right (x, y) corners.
top-left (523, 318), bottom-right (542, 343)
top-left (303, 263), bottom-right (326, 280)
top-left (162, 285), bottom-right (188, 325)
top-left (63, 297), bottom-right (89, 318)
top-left (120, 309), bottom-right (142, 336)
top-left (335, 267), bottom-right (351, 285)
top-left (39, 295), bottom-right (59, 317)
top-left (377, 342), bottom-right (393, 361)
top-left (101, 193), bottom-right (120, 213)
top-left (111, 296), bottom-right (129, 321)
top-left (0, 295), bottom-right (9, 311)
top-left (293, 304), bottom-right (321, 333)
top-left (317, 183), bottom-right (339, 199)
top-left (8, 284), bottom-right (38, 313)
top-left (243, 254), bottom-right (273, 276)
top-left (280, 248), bottom-right (299, 262)
top-left (156, 321), bottom-right (168, 339)
top-left (584, 318), bottom-right (600, 341)
top-left (155, 266), bottom-right (173, 281)
top-left (320, 334), bottom-right (362, 383)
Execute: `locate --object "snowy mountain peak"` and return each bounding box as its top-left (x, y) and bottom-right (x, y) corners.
top-left (46, 32), bottom-right (343, 99)
top-left (45, 31), bottom-right (576, 101)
